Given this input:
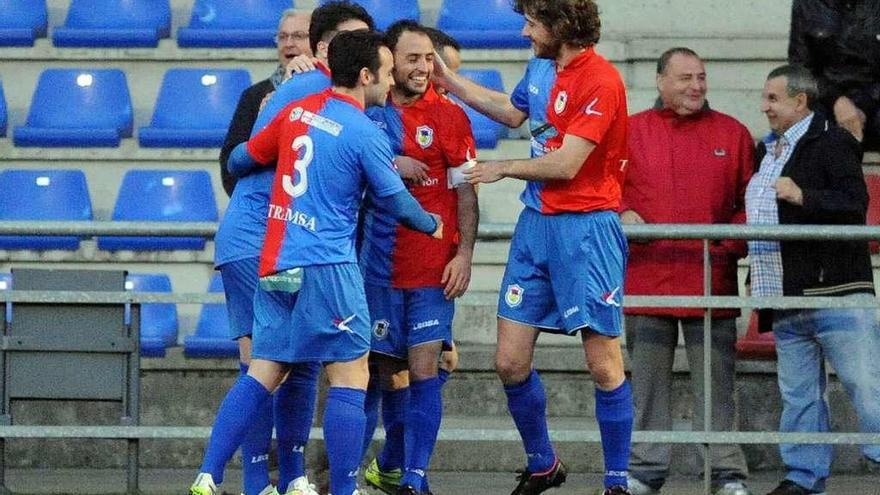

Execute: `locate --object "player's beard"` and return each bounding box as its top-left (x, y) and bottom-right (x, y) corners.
top-left (532, 37), bottom-right (562, 60)
top-left (395, 74), bottom-right (427, 99)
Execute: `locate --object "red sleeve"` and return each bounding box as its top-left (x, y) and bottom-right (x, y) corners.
top-left (246, 106), bottom-right (287, 165)
top-left (565, 82), bottom-right (620, 145)
top-left (439, 104), bottom-right (477, 167)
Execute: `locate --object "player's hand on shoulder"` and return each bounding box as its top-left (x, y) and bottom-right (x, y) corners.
top-left (259, 91), bottom-right (275, 112)
top-left (442, 251), bottom-right (473, 299)
top-left (429, 212), bottom-right (444, 240)
top-left (286, 55), bottom-right (319, 78)
top-left (395, 155), bottom-right (431, 184)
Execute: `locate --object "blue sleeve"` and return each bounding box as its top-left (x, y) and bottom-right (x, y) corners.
top-left (381, 189), bottom-right (438, 234)
top-left (228, 142), bottom-right (261, 177)
top-left (360, 129), bottom-right (406, 198)
top-left (510, 62), bottom-right (532, 113)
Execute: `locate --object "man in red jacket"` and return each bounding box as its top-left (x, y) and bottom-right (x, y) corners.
top-left (620, 47), bottom-right (754, 495)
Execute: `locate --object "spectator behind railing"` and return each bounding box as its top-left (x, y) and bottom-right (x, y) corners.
top-left (788, 0), bottom-right (880, 149)
top-left (619, 47), bottom-right (754, 495)
top-left (747, 64), bottom-right (880, 495)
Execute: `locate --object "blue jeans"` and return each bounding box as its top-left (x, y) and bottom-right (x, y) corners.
top-left (773, 299), bottom-right (880, 493)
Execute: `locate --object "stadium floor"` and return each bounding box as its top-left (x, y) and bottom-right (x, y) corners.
top-left (3, 469), bottom-right (878, 494)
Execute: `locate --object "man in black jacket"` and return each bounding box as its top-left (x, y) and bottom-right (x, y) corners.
top-left (789, 0), bottom-right (880, 147)
top-left (746, 64), bottom-right (880, 495)
top-left (219, 8), bottom-right (312, 196)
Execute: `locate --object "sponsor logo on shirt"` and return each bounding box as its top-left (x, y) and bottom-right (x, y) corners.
top-left (412, 319), bottom-right (440, 331)
top-left (291, 109), bottom-right (343, 136)
top-left (268, 204), bottom-right (317, 231)
top-left (373, 319), bottom-right (390, 340)
top-left (333, 314), bottom-right (356, 332)
top-left (554, 91), bottom-right (568, 114)
top-left (602, 287), bottom-right (621, 307)
top-left (714, 148), bottom-right (727, 157)
top-left (416, 125), bottom-right (434, 149)
top-left (289, 107), bottom-right (304, 122)
top-left (505, 284), bottom-right (524, 308)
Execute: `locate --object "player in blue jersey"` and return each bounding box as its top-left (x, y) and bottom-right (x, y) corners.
top-left (190, 30), bottom-right (443, 495)
top-left (433, 1), bottom-right (634, 494)
top-left (212, 4), bottom-right (374, 494)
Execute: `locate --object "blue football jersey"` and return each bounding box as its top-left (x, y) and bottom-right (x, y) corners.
top-left (246, 89), bottom-right (406, 275)
top-left (214, 69), bottom-right (332, 268)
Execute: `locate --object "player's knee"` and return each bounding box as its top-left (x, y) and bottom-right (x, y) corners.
top-left (587, 360), bottom-right (625, 390)
top-left (495, 357), bottom-right (531, 385)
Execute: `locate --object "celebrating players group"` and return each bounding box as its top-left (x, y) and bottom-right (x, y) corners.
top-left (191, 1), bottom-right (635, 495)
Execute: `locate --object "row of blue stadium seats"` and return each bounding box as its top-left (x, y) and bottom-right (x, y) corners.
top-left (0, 169), bottom-right (218, 251)
top-left (0, 67), bottom-right (506, 148)
top-left (0, 0), bottom-right (528, 49)
top-left (0, 271), bottom-right (238, 358)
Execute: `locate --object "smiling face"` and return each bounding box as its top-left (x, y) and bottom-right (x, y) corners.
top-left (522, 12), bottom-right (561, 59)
top-left (761, 76), bottom-right (809, 135)
top-left (657, 53), bottom-right (707, 117)
top-left (276, 13), bottom-right (312, 66)
top-left (391, 30), bottom-right (435, 98)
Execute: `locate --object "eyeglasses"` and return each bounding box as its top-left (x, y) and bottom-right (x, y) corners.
top-left (276, 31), bottom-right (309, 44)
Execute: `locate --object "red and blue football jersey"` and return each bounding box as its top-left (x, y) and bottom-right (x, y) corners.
top-left (535, 47), bottom-right (628, 214)
top-left (361, 86), bottom-right (476, 288)
top-left (247, 89), bottom-right (406, 277)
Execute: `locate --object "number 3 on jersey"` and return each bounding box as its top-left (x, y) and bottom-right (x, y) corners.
top-left (282, 135), bottom-right (314, 198)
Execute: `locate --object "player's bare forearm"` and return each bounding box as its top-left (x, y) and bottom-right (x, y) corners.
top-left (439, 71), bottom-right (527, 128)
top-left (467, 134), bottom-right (595, 183)
top-left (455, 184), bottom-right (479, 256)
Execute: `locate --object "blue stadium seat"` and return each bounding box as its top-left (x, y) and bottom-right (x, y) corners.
top-left (184, 274), bottom-right (237, 358)
top-left (319, 0), bottom-right (419, 31)
top-left (437, 0), bottom-right (529, 49)
top-left (0, 80), bottom-right (6, 137)
top-left (0, 0), bottom-right (48, 47)
top-left (126, 273), bottom-right (178, 358)
top-left (97, 170), bottom-right (218, 251)
top-left (454, 69), bottom-right (506, 149)
top-left (0, 169), bottom-right (92, 250)
top-left (178, 0), bottom-right (293, 48)
top-left (13, 69), bottom-right (133, 147)
top-left (139, 69), bottom-right (252, 148)
top-left (0, 273), bottom-right (11, 323)
top-left (52, 0), bottom-right (171, 48)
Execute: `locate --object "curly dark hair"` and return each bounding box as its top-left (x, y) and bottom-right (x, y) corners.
top-left (513, 0), bottom-right (601, 47)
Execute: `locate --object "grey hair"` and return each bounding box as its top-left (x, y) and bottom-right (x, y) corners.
top-left (656, 47), bottom-right (701, 75)
top-left (277, 8), bottom-right (311, 30)
top-left (767, 64), bottom-right (818, 105)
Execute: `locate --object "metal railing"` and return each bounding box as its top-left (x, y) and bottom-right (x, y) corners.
top-left (1, 221), bottom-right (879, 494)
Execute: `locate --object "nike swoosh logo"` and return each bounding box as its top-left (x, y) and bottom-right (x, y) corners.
top-left (585, 97), bottom-right (603, 116)
top-left (336, 314), bottom-right (356, 332)
top-left (604, 287), bottom-right (620, 306)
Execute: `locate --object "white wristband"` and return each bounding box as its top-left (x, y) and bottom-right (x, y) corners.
top-left (447, 159), bottom-right (476, 188)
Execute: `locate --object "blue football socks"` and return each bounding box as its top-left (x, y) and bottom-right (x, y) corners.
top-left (437, 368), bottom-right (451, 385)
top-left (361, 379), bottom-right (382, 460)
top-left (401, 377), bottom-right (443, 491)
top-left (596, 380), bottom-right (633, 489)
top-left (238, 363), bottom-right (272, 495)
top-left (504, 369), bottom-right (556, 473)
top-left (324, 387), bottom-right (367, 495)
top-left (377, 387), bottom-right (409, 471)
top-left (274, 362), bottom-right (320, 491)
top-left (200, 374), bottom-right (271, 486)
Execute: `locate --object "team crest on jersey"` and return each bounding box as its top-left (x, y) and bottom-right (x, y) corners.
top-left (373, 319), bottom-right (389, 340)
top-left (505, 284), bottom-right (524, 308)
top-left (416, 125), bottom-right (434, 149)
top-left (289, 107), bottom-right (304, 122)
top-left (554, 91), bottom-right (568, 114)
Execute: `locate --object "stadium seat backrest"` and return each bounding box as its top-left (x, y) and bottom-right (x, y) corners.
top-left (437, 0), bottom-right (528, 48)
top-left (452, 70), bottom-right (506, 148)
top-left (111, 170), bottom-right (218, 223)
top-left (186, 0), bottom-right (292, 29)
top-left (459, 69), bottom-right (504, 92)
top-left (63, 0), bottom-right (171, 33)
top-left (149, 69), bottom-right (252, 130)
top-left (0, 80), bottom-right (6, 137)
top-left (865, 174), bottom-right (880, 253)
top-left (319, 0), bottom-right (419, 31)
top-left (23, 69), bottom-right (133, 134)
top-left (125, 273), bottom-right (178, 335)
top-left (0, 273), bottom-right (11, 323)
top-left (194, 273), bottom-right (229, 338)
top-left (0, 169), bottom-right (92, 221)
top-left (0, 0), bottom-right (48, 46)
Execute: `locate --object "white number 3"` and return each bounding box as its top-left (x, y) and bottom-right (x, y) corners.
top-left (282, 135), bottom-right (314, 198)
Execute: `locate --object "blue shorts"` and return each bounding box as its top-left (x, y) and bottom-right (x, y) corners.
top-left (219, 257), bottom-right (259, 340)
top-left (251, 263), bottom-right (370, 364)
top-left (497, 208), bottom-right (627, 336)
top-left (366, 284), bottom-right (454, 360)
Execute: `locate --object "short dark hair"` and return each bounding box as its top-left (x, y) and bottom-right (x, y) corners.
top-left (514, 0), bottom-right (601, 47)
top-left (308, 1), bottom-right (375, 54)
top-left (328, 30), bottom-right (388, 88)
top-left (384, 20), bottom-right (431, 53)
top-left (767, 64), bottom-right (819, 106)
top-left (425, 27), bottom-right (461, 53)
top-left (656, 47), bottom-right (701, 74)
